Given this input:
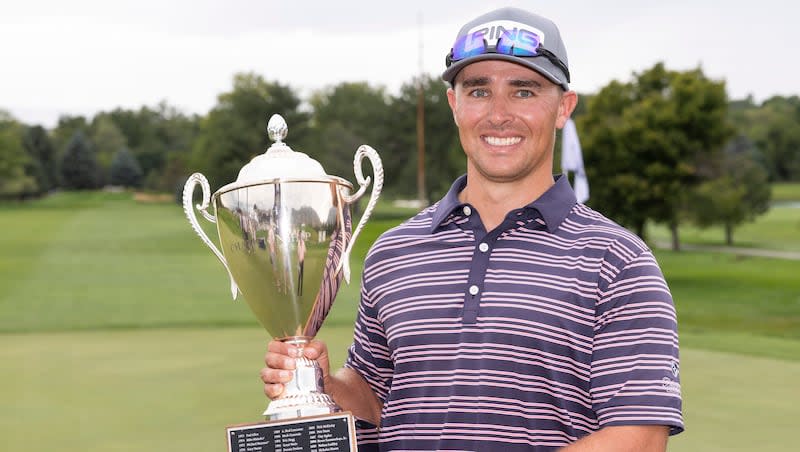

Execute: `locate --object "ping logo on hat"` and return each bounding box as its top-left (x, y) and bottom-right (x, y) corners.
top-left (466, 20), bottom-right (547, 49)
top-left (452, 20), bottom-right (547, 62)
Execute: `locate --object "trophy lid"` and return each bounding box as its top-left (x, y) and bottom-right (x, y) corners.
top-left (235, 114), bottom-right (327, 183)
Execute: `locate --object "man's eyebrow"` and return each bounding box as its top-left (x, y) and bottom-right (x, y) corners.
top-left (460, 77), bottom-right (490, 88)
top-left (509, 79), bottom-right (543, 89)
top-left (460, 77), bottom-right (544, 89)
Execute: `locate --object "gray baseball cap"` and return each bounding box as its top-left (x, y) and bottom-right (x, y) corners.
top-left (442, 7), bottom-right (571, 90)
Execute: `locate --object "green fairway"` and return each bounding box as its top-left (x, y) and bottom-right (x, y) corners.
top-left (0, 326), bottom-right (356, 452)
top-left (659, 251), bottom-right (800, 342)
top-left (667, 347), bottom-right (799, 452)
top-left (0, 192), bottom-right (395, 333)
top-left (2, 327), bottom-right (797, 452)
top-left (0, 192), bottom-right (250, 331)
top-left (771, 182), bottom-right (800, 202)
top-left (646, 182), bottom-right (800, 251)
top-left (648, 204), bottom-right (800, 252)
top-left (1, 191), bottom-right (799, 451)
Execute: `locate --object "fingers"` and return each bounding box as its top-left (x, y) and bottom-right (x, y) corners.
top-left (303, 340), bottom-right (328, 360)
top-left (261, 339), bottom-right (332, 401)
top-left (265, 349), bottom-right (297, 372)
top-left (263, 382), bottom-right (283, 400)
top-left (265, 339), bottom-right (327, 362)
top-left (267, 339), bottom-right (301, 359)
top-left (262, 340), bottom-right (297, 400)
top-left (261, 365), bottom-right (293, 400)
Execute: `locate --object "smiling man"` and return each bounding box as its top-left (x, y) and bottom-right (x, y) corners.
top-left (262, 7), bottom-right (684, 451)
top-left (446, 59), bottom-right (575, 232)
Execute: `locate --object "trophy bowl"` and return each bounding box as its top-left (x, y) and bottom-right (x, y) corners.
top-left (182, 114), bottom-right (382, 422)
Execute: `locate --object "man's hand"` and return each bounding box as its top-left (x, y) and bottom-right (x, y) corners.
top-left (260, 339), bottom-right (382, 426)
top-left (260, 339), bottom-right (330, 400)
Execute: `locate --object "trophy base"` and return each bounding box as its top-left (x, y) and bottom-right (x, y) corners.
top-left (228, 412), bottom-right (357, 452)
top-left (263, 353), bottom-right (340, 420)
top-left (263, 392), bottom-right (339, 420)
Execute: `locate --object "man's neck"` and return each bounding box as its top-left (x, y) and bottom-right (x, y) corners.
top-left (459, 175), bottom-right (555, 232)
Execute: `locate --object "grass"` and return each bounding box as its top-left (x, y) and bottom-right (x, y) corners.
top-left (0, 193), bottom-right (417, 333)
top-left (659, 250), bottom-right (800, 341)
top-left (647, 182), bottom-right (800, 250)
top-left (2, 327), bottom-right (797, 452)
top-left (0, 192), bottom-right (251, 331)
top-left (1, 189), bottom-right (799, 451)
top-left (771, 182), bottom-right (800, 202)
top-left (3, 192), bottom-right (798, 348)
top-left (667, 347), bottom-right (799, 452)
top-left (0, 326), bottom-right (356, 452)
top-left (648, 204), bottom-right (800, 252)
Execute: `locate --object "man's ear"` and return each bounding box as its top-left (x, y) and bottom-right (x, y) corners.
top-left (556, 91), bottom-right (578, 129)
top-left (446, 87), bottom-right (459, 127)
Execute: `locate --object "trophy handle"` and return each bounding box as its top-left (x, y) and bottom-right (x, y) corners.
top-left (182, 173), bottom-right (239, 299)
top-left (339, 145), bottom-right (383, 283)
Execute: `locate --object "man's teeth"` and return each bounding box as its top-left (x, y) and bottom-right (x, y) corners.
top-left (484, 136), bottom-right (521, 146)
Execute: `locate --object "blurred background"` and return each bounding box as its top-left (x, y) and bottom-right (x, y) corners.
top-left (1, 1), bottom-right (798, 451)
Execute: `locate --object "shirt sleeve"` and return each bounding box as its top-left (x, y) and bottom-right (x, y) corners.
top-left (591, 248), bottom-right (684, 435)
top-left (344, 282), bottom-right (394, 404)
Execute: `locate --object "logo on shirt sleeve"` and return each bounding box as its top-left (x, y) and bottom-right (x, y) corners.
top-left (662, 360), bottom-right (681, 394)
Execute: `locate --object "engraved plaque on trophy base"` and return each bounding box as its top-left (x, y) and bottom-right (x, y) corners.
top-left (227, 412), bottom-right (357, 452)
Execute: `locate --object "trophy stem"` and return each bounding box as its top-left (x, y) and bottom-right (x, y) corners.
top-left (263, 338), bottom-right (340, 420)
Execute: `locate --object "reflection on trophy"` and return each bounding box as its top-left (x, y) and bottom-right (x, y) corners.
top-left (182, 114), bottom-right (382, 451)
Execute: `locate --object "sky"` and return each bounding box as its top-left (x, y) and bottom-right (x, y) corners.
top-left (2, 0), bottom-right (798, 128)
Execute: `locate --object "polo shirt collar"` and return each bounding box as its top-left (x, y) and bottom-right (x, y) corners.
top-left (430, 174), bottom-right (577, 234)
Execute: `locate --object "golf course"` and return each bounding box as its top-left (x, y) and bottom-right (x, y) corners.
top-left (1, 189), bottom-right (798, 451)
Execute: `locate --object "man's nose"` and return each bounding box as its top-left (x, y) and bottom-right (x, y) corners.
top-left (487, 97), bottom-right (513, 127)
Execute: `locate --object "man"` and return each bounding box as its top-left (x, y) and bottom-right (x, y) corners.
top-left (262, 7), bottom-right (683, 451)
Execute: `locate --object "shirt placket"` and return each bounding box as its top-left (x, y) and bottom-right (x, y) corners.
top-left (460, 207), bottom-right (541, 324)
top-left (458, 206), bottom-right (499, 324)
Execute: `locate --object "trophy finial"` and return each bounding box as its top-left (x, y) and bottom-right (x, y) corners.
top-left (267, 114), bottom-right (288, 143)
top-left (242, 112), bottom-right (327, 180)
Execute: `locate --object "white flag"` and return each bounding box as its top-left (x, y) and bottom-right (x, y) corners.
top-left (561, 118), bottom-right (589, 203)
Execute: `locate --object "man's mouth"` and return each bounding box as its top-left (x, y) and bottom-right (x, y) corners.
top-left (483, 136), bottom-right (522, 146)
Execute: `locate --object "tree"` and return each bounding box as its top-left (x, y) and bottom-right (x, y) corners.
top-left (580, 63), bottom-right (732, 246)
top-left (307, 82), bottom-right (395, 194)
top-left (23, 125), bottom-right (58, 194)
top-left (731, 96), bottom-right (800, 182)
top-left (95, 102), bottom-right (199, 191)
top-left (90, 116), bottom-right (128, 185)
top-left (60, 131), bottom-right (99, 190)
top-left (688, 148), bottom-right (771, 245)
top-left (190, 73), bottom-right (307, 189)
top-left (110, 147), bottom-right (143, 188)
top-left (389, 76), bottom-right (463, 201)
top-left (0, 111), bottom-right (37, 198)
top-left (52, 115), bottom-right (89, 157)
top-left (99, 108), bottom-right (162, 180)
top-left (729, 96), bottom-right (796, 181)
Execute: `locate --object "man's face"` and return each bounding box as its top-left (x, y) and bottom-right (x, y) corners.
top-left (447, 60), bottom-right (577, 187)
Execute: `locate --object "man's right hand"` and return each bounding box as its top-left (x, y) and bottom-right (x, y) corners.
top-left (260, 339), bottom-right (331, 400)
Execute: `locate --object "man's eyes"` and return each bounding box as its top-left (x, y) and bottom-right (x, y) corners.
top-left (468, 88), bottom-right (490, 98)
top-left (467, 89), bottom-right (536, 98)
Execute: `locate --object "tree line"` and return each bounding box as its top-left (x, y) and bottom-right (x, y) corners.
top-left (1, 63), bottom-right (798, 247)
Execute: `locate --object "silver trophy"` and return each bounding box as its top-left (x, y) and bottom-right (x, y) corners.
top-left (183, 114), bottom-right (382, 430)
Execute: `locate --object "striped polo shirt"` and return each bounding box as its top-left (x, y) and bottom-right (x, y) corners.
top-left (345, 175), bottom-right (683, 451)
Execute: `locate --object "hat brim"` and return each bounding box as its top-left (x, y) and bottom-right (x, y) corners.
top-left (442, 53), bottom-right (569, 91)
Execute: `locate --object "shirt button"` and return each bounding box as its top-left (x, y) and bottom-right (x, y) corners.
top-left (462, 206), bottom-right (472, 216)
top-left (478, 243), bottom-right (489, 253)
top-left (468, 285), bottom-right (479, 295)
